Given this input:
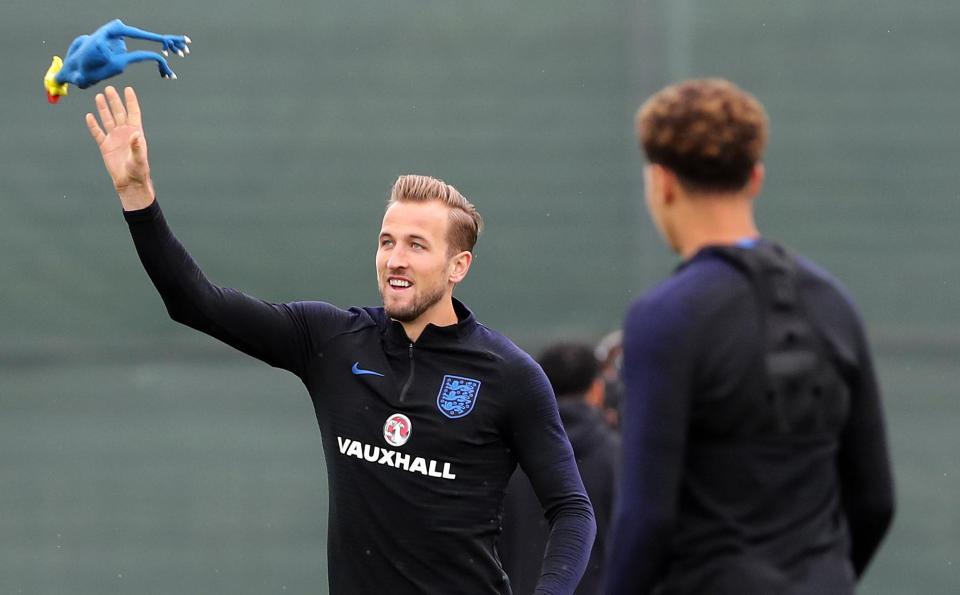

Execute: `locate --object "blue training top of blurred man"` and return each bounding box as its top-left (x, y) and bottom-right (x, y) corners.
top-left (605, 78), bottom-right (895, 595)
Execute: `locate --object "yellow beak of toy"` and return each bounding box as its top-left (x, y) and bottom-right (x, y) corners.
top-left (44, 56), bottom-right (69, 104)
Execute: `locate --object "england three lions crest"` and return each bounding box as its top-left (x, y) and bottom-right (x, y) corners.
top-left (437, 375), bottom-right (482, 419)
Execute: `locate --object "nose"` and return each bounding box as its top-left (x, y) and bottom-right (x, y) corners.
top-left (386, 245), bottom-right (408, 270)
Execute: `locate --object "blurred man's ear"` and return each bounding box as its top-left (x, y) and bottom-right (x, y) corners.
top-left (643, 164), bottom-right (660, 205)
top-left (645, 163), bottom-right (680, 206)
top-left (585, 377), bottom-right (606, 409)
top-left (746, 162), bottom-right (765, 199)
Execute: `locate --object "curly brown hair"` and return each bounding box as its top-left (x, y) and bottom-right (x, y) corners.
top-left (636, 79), bottom-right (769, 191)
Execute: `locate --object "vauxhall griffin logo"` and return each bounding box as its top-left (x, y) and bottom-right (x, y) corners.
top-left (384, 413), bottom-right (412, 447)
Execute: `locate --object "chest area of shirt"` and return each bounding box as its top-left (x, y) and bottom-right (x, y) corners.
top-left (306, 332), bottom-right (507, 453)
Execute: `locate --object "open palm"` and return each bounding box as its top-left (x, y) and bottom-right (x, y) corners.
top-left (86, 86), bottom-right (152, 197)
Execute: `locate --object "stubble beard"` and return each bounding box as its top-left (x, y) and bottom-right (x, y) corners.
top-left (382, 281), bottom-right (447, 323)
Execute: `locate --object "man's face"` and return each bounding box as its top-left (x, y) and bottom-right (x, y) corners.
top-left (377, 200), bottom-right (458, 323)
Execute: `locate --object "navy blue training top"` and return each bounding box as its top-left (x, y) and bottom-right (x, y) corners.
top-left (123, 201), bottom-right (596, 595)
top-left (605, 242), bottom-right (894, 594)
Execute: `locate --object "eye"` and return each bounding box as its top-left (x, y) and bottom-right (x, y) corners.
top-left (380, 238), bottom-right (394, 248)
top-left (411, 242), bottom-right (426, 250)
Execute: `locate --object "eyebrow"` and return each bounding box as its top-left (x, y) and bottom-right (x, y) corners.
top-left (379, 232), bottom-right (431, 245)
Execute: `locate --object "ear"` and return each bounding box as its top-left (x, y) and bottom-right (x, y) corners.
top-left (746, 162), bottom-right (765, 199)
top-left (645, 163), bottom-right (679, 206)
top-left (657, 164), bottom-right (682, 205)
top-left (448, 250), bottom-right (473, 284)
top-left (585, 377), bottom-right (606, 409)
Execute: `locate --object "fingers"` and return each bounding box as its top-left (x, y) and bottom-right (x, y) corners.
top-left (95, 92), bottom-right (115, 131)
top-left (124, 87), bottom-right (142, 128)
top-left (93, 86), bottom-right (143, 134)
top-left (104, 86), bottom-right (127, 127)
top-left (85, 113), bottom-right (106, 145)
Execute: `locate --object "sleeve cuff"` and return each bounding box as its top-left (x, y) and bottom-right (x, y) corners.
top-left (122, 198), bottom-right (161, 224)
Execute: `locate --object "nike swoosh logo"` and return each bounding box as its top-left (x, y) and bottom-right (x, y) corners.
top-left (352, 362), bottom-right (385, 377)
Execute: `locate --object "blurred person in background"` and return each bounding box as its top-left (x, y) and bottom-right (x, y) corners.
top-left (501, 341), bottom-right (620, 595)
top-left (605, 79), bottom-right (894, 594)
top-left (594, 330), bottom-right (624, 429)
top-left (83, 85), bottom-right (595, 595)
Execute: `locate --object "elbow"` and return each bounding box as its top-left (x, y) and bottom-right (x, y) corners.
top-left (858, 486), bottom-right (896, 537)
top-left (572, 492), bottom-right (599, 546)
top-left (163, 300), bottom-right (215, 334)
top-left (571, 496), bottom-right (599, 570)
top-left (874, 495), bottom-right (895, 535)
top-left (165, 302), bottom-right (200, 327)
top-left (579, 492), bottom-right (597, 527)
top-left (872, 498), bottom-right (896, 550)
top-left (549, 492), bottom-right (597, 550)
top-left (584, 499), bottom-right (598, 548)
top-left (160, 284), bottom-right (223, 330)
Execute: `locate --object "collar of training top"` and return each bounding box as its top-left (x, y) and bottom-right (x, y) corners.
top-left (677, 237), bottom-right (770, 273)
top-left (382, 298), bottom-right (478, 346)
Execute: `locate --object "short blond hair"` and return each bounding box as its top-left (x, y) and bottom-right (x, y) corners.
top-left (387, 174), bottom-right (483, 254)
top-left (637, 78), bottom-right (769, 191)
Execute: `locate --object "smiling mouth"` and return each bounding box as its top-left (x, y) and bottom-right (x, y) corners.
top-left (388, 277), bottom-right (413, 290)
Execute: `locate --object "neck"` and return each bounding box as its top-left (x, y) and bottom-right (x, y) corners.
top-left (673, 194), bottom-right (759, 260)
top-left (398, 297), bottom-right (458, 342)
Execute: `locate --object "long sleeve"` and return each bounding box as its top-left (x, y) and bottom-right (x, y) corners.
top-left (604, 296), bottom-right (694, 595)
top-left (506, 364), bottom-right (597, 595)
top-left (837, 323), bottom-right (895, 576)
top-left (123, 200), bottom-right (330, 377)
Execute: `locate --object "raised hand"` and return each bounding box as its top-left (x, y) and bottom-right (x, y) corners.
top-left (85, 86), bottom-right (155, 210)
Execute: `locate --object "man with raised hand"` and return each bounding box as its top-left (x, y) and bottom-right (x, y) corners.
top-left (85, 85), bottom-right (595, 595)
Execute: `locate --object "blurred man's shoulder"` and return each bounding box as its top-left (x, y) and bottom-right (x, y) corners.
top-left (628, 251), bottom-right (754, 331)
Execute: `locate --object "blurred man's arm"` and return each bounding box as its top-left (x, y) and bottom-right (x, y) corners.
top-left (838, 325), bottom-right (895, 577)
top-left (604, 297), bottom-right (693, 594)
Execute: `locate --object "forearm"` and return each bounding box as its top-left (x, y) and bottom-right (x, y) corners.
top-left (604, 299), bottom-right (692, 593)
top-left (124, 199), bottom-right (222, 329)
top-left (534, 495), bottom-right (596, 595)
top-left (510, 367), bottom-right (596, 595)
top-left (842, 430), bottom-right (895, 575)
top-left (604, 428), bottom-right (676, 593)
top-left (848, 500), bottom-right (894, 577)
top-left (842, 338), bottom-right (895, 577)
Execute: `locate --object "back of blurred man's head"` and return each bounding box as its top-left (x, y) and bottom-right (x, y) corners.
top-left (538, 342), bottom-right (602, 402)
top-left (636, 78), bottom-right (769, 193)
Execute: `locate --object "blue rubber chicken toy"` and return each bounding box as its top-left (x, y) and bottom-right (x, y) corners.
top-left (44, 19), bottom-right (190, 104)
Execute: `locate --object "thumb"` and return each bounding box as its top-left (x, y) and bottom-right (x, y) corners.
top-left (130, 132), bottom-right (147, 163)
